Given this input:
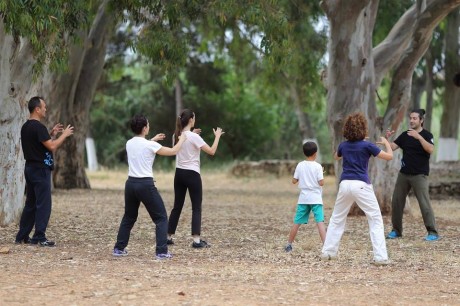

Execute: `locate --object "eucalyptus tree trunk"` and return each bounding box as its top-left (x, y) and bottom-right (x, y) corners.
top-left (0, 21), bottom-right (39, 225)
top-left (437, 8), bottom-right (460, 161)
top-left (39, 1), bottom-right (114, 188)
top-left (322, 0), bottom-right (460, 213)
top-left (424, 49), bottom-right (434, 131)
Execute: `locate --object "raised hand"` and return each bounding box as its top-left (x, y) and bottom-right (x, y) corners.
top-left (151, 133), bottom-right (166, 142)
top-left (376, 136), bottom-right (389, 145)
top-left (213, 127), bottom-right (225, 137)
top-left (385, 128), bottom-right (395, 139)
top-left (62, 125), bottom-right (74, 137)
top-left (407, 129), bottom-right (421, 140)
top-left (50, 123), bottom-right (64, 137)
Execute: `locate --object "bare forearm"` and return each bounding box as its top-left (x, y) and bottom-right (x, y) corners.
top-left (418, 138), bottom-right (434, 154)
top-left (209, 136), bottom-right (221, 155)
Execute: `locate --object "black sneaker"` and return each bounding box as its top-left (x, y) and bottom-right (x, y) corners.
top-left (167, 238), bottom-right (174, 245)
top-left (192, 240), bottom-right (210, 248)
top-left (37, 239), bottom-right (56, 247)
top-left (14, 237), bottom-right (31, 244)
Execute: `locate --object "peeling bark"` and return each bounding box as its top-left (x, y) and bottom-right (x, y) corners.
top-left (0, 21), bottom-right (37, 225)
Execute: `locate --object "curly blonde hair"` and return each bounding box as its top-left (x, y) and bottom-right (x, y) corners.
top-left (343, 112), bottom-right (368, 141)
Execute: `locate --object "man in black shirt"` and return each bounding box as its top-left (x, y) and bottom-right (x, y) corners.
top-left (385, 109), bottom-right (439, 241)
top-left (15, 96), bottom-right (74, 246)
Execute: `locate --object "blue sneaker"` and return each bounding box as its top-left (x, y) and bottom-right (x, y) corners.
top-left (386, 230), bottom-right (401, 239)
top-left (112, 248), bottom-right (128, 257)
top-left (425, 234), bottom-right (439, 241)
top-left (284, 244), bottom-right (292, 252)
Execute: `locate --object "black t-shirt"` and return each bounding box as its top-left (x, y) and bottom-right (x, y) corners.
top-left (394, 129), bottom-right (434, 175)
top-left (21, 120), bottom-right (53, 169)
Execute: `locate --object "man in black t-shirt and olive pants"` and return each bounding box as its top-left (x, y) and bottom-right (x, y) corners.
top-left (385, 109), bottom-right (439, 242)
top-left (15, 96), bottom-right (74, 247)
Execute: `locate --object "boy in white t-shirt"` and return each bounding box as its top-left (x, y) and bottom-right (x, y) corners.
top-left (285, 141), bottom-right (326, 252)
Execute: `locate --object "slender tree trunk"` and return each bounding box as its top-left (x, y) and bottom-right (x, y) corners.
top-left (411, 74), bottom-right (425, 110)
top-left (0, 21), bottom-right (38, 225)
top-left (289, 82), bottom-right (322, 162)
top-left (175, 78), bottom-right (183, 117)
top-left (424, 49), bottom-right (434, 131)
top-left (437, 8), bottom-right (460, 161)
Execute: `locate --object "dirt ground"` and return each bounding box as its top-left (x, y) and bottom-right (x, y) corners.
top-left (0, 170), bottom-right (459, 306)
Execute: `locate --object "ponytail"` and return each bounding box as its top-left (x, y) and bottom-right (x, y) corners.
top-left (174, 109), bottom-right (194, 145)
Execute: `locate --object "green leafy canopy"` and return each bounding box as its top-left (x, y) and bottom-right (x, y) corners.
top-left (0, 0), bottom-right (90, 74)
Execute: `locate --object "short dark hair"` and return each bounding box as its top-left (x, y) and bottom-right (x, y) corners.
top-left (130, 114), bottom-right (148, 135)
top-left (28, 96), bottom-right (44, 113)
top-left (303, 141), bottom-right (318, 157)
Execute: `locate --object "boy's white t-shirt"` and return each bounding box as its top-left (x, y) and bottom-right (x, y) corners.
top-left (126, 136), bottom-right (162, 178)
top-left (176, 131), bottom-right (207, 174)
top-left (293, 160), bottom-right (324, 204)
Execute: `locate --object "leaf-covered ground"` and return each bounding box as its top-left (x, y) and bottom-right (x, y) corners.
top-left (0, 170), bottom-right (459, 305)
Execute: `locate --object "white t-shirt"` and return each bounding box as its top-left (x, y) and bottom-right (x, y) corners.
top-left (126, 137), bottom-right (162, 178)
top-left (176, 131), bottom-right (206, 174)
top-left (293, 160), bottom-right (324, 204)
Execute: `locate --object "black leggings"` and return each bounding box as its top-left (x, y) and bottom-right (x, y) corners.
top-left (115, 177), bottom-right (168, 255)
top-left (168, 168), bottom-right (203, 236)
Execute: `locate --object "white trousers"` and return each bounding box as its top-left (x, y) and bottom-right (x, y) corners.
top-left (322, 180), bottom-right (388, 261)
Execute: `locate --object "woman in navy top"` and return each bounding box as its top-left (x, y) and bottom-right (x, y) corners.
top-left (321, 112), bottom-right (393, 265)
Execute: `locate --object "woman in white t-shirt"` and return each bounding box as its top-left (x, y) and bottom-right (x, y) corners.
top-left (113, 114), bottom-right (186, 259)
top-left (167, 109), bottom-right (224, 248)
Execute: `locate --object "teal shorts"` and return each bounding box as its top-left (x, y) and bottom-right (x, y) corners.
top-left (293, 204), bottom-right (324, 224)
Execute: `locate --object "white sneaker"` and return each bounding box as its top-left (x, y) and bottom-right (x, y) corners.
top-left (320, 253), bottom-right (337, 261)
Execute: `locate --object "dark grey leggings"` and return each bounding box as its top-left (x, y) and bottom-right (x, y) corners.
top-left (168, 168), bottom-right (203, 236)
top-left (391, 173), bottom-right (438, 236)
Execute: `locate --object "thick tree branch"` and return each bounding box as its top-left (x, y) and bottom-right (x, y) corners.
top-left (383, 0), bottom-right (460, 131)
top-left (373, 5), bottom-right (418, 86)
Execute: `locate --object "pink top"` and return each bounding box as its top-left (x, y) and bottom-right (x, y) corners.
top-left (176, 131), bottom-right (207, 174)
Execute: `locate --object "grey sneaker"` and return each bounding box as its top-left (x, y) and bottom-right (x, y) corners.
top-left (156, 252), bottom-right (173, 260)
top-left (112, 248), bottom-right (128, 257)
top-left (37, 239), bottom-right (55, 247)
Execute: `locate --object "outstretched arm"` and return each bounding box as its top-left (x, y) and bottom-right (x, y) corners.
top-left (157, 133), bottom-right (187, 156)
top-left (376, 137), bottom-right (393, 161)
top-left (385, 129), bottom-right (400, 151)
